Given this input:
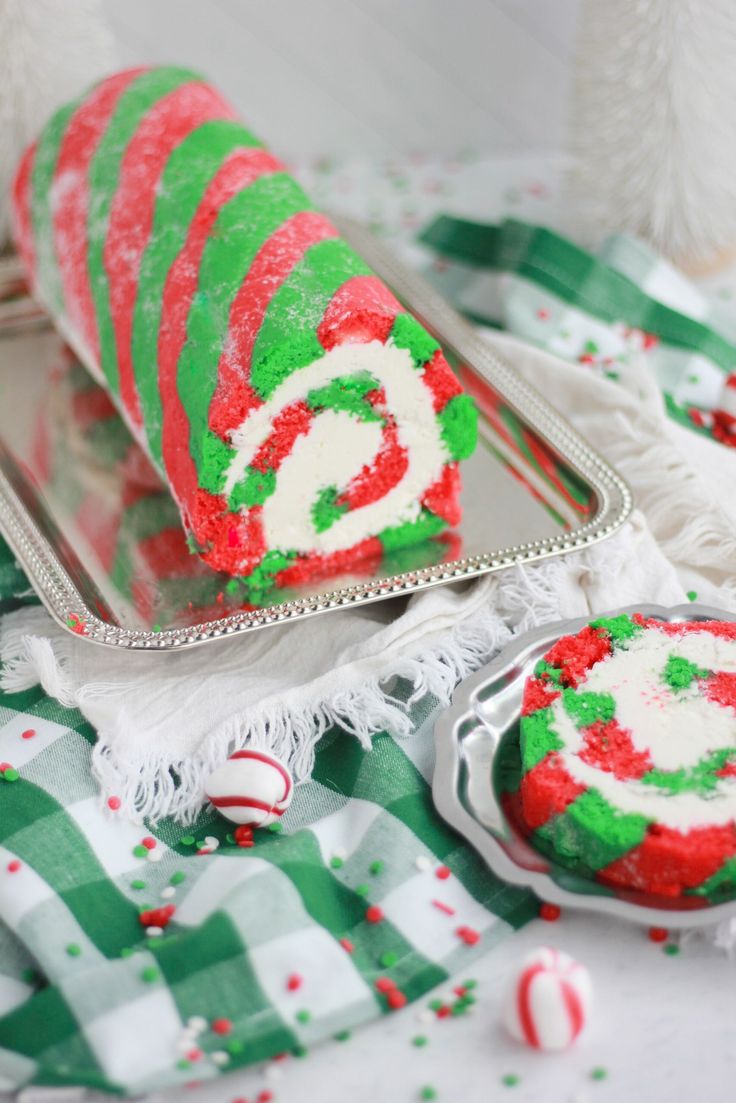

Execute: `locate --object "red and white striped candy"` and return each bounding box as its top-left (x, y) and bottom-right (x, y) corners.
top-left (204, 749), bottom-right (293, 827)
top-left (502, 947), bottom-right (592, 1051)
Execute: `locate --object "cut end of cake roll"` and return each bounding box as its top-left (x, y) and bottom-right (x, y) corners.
top-left (11, 65), bottom-right (478, 589)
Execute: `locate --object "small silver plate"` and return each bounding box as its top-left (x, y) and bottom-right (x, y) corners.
top-left (0, 224), bottom-right (631, 651)
top-left (433, 603), bottom-right (736, 928)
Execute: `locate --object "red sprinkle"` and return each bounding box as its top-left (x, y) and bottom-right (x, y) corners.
top-left (186, 1048), bottom-right (203, 1062)
top-left (141, 836), bottom-right (157, 850)
top-left (258, 1092), bottom-right (274, 1103)
top-left (107, 796), bottom-right (121, 811)
top-left (649, 927), bottom-right (669, 943)
top-left (366, 905), bottom-right (384, 924)
top-left (0, 763), bottom-right (13, 773)
top-left (540, 903), bottom-right (561, 922)
top-left (211, 1018), bottom-right (232, 1035)
top-left (387, 989), bottom-right (408, 1010)
top-left (234, 824), bottom-right (254, 848)
top-left (286, 973), bottom-right (303, 992)
top-left (431, 899), bottom-right (456, 916)
top-left (435, 1005), bottom-right (452, 1019)
top-left (456, 925), bottom-right (481, 946)
top-left (20, 729), bottom-right (35, 740)
top-left (435, 865), bottom-right (451, 880)
top-left (339, 938), bottom-right (354, 953)
top-left (7, 860), bottom-right (21, 874)
top-left (139, 904), bottom-right (176, 929)
top-left (375, 976), bottom-right (397, 993)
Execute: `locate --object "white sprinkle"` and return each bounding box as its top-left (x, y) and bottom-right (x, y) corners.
top-left (204, 835), bottom-right (220, 852)
top-left (415, 856), bottom-right (432, 872)
top-left (265, 1063), bottom-right (285, 1082)
top-left (146, 926), bottom-right (164, 937)
top-left (187, 1015), bottom-right (207, 1034)
top-left (416, 1010), bottom-right (435, 1025)
top-left (147, 849), bottom-right (163, 863)
top-left (160, 886), bottom-right (176, 900)
top-left (210, 1051), bottom-right (229, 1067)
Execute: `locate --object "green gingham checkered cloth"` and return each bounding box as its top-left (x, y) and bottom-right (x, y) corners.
top-left (0, 538), bottom-right (535, 1096)
top-left (421, 217), bottom-right (736, 441)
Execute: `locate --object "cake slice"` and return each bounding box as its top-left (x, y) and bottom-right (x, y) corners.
top-left (12, 66), bottom-right (476, 589)
top-left (519, 612), bottom-right (736, 900)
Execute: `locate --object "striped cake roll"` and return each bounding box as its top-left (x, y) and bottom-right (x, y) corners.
top-left (518, 613), bottom-right (736, 901)
top-left (12, 66), bottom-right (477, 588)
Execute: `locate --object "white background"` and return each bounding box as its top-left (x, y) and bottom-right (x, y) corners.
top-left (100, 0), bottom-right (580, 158)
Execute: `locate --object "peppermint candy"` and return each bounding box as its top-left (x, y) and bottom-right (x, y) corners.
top-left (502, 946), bottom-right (592, 1051)
top-left (205, 749), bottom-right (293, 827)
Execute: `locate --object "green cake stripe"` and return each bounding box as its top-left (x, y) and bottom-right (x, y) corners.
top-left (589, 614), bottom-right (644, 645)
top-left (378, 509), bottom-right (446, 553)
top-left (249, 238), bottom-right (373, 399)
top-left (175, 172), bottom-right (311, 476)
top-left (31, 100), bottom-right (80, 313)
top-left (390, 313), bottom-right (440, 367)
top-left (131, 119), bottom-right (263, 463)
top-left (535, 788), bottom-right (650, 871)
top-left (438, 394), bottom-right (478, 461)
top-left (87, 67), bottom-right (200, 398)
top-left (519, 707), bottom-right (564, 771)
top-left (663, 653), bottom-right (710, 690)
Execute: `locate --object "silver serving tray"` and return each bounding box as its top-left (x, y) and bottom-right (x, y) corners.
top-left (0, 226), bottom-right (631, 651)
top-left (434, 602), bottom-right (736, 929)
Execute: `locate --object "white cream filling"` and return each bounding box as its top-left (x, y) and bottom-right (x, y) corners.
top-left (549, 626), bottom-right (736, 829)
top-left (224, 340), bottom-right (447, 555)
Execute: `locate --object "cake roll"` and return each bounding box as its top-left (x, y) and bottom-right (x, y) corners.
top-left (12, 66), bottom-right (477, 587)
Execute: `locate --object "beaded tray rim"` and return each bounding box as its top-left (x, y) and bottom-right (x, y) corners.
top-left (433, 602), bottom-right (736, 929)
top-left (0, 224), bottom-right (632, 651)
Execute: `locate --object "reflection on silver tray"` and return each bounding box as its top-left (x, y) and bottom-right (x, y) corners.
top-left (433, 603), bottom-right (736, 929)
top-left (0, 223), bottom-right (631, 651)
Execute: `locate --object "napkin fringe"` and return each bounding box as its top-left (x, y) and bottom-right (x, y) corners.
top-left (0, 597), bottom-right (514, 823)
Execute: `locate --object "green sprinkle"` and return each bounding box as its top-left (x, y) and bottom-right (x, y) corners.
top-left (268, 822), bottom-right (283, 833)
top-left (180, 835), bottom-right (195, 847)
top-left (152, 623), bottom-right (162, 633)
top-left (1, 767), bottom-right (19, 782)
top-left (687, 590), bottom-right (698, 602)
top-left (65, 943), bottom-right (82, 958)
top-left (591, 1067), bottom-right (608, 1081)
top-left (428, 999), bottom-right (443, 1012)
top-left (292, 1044), bottom-right (308, 1058)
top-left (369, 860), bottom-right (385, 875)
top-left (330, 856), bottom-right (344, 870)
top-left (335, 1030), bottom-right (351, 1042)
top-left (380, 951), bottom-right (398, 968)
top-left (412, 1035), bottom-right (429, 1047)
top-left (226, 833), bottom-right (236, 845)
top-left (169, 871), bottom-right (186, 886)
top-left (176, 1058), bottom-right (191, 1071)
top-left (355, 883), bottom-right (370, 897)
top-left (130, 879), bottom-right (146, 891)
top-left (664, 943), bottom-right (680, 956)
top-left (120, 948), bottom-right (134, 959)
top-left (461, 978), bottom-right (477, 989)
top-left (132, 845), bottom-right (148, 859)
top-left (420, 1088), bottom-right (438, 1101)
top-left (227, 1039), bottom-right (244, 1056)
top-left (295, 1009), bottom-right (311, 1024)
top-left (140, 966), bottom-right (159, 983)
top-left (502, 1074), bottom-right (520, 1087)
top-left (195, 839), bottom-right (208, 850)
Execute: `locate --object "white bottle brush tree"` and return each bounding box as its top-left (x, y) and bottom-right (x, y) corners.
top-left (568, 0), bottom-right (736, 273)
top-left (0, 0), bottom-right (116, 250)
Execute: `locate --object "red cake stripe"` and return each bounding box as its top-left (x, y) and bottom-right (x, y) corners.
top-left (249, 401), bottom-right (314, 475)
top-left (316, 274), bottom-right (400, 350)
top-left (704, 671), bottom-right (736, 710)
top-left (197, 497), bottom-right (267, 576)
top-left (339, 418), bottom-right (408, 511)
top-left (578, 719), bottom-right (653, 781)
top-left (633, 616), bottom-right (736, 641)
top-left (52, 68), bottom-right (145, 360)
top-left (276, 536), bottom-right (383, 588)
top-left (598, 822), bottom-right (736, 897)
top-left (421, 349), bottom-right (464, 414)
top-left (157, 147), bottom-right (281, 511)
top-left (521, 676), bottom-right (561, 716)
top-left (543, 625), bottom-right (612, 688)
top-left (421, 461), bottom-right (462, 525)
top-left (104, 80), bottom-right (238, 428)
top-left (519, 753), bottom-right (586, 830)
top-left (207, 210), bottom-right (339, 440)
top-left (11, 142), bottom-right (37, 284)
